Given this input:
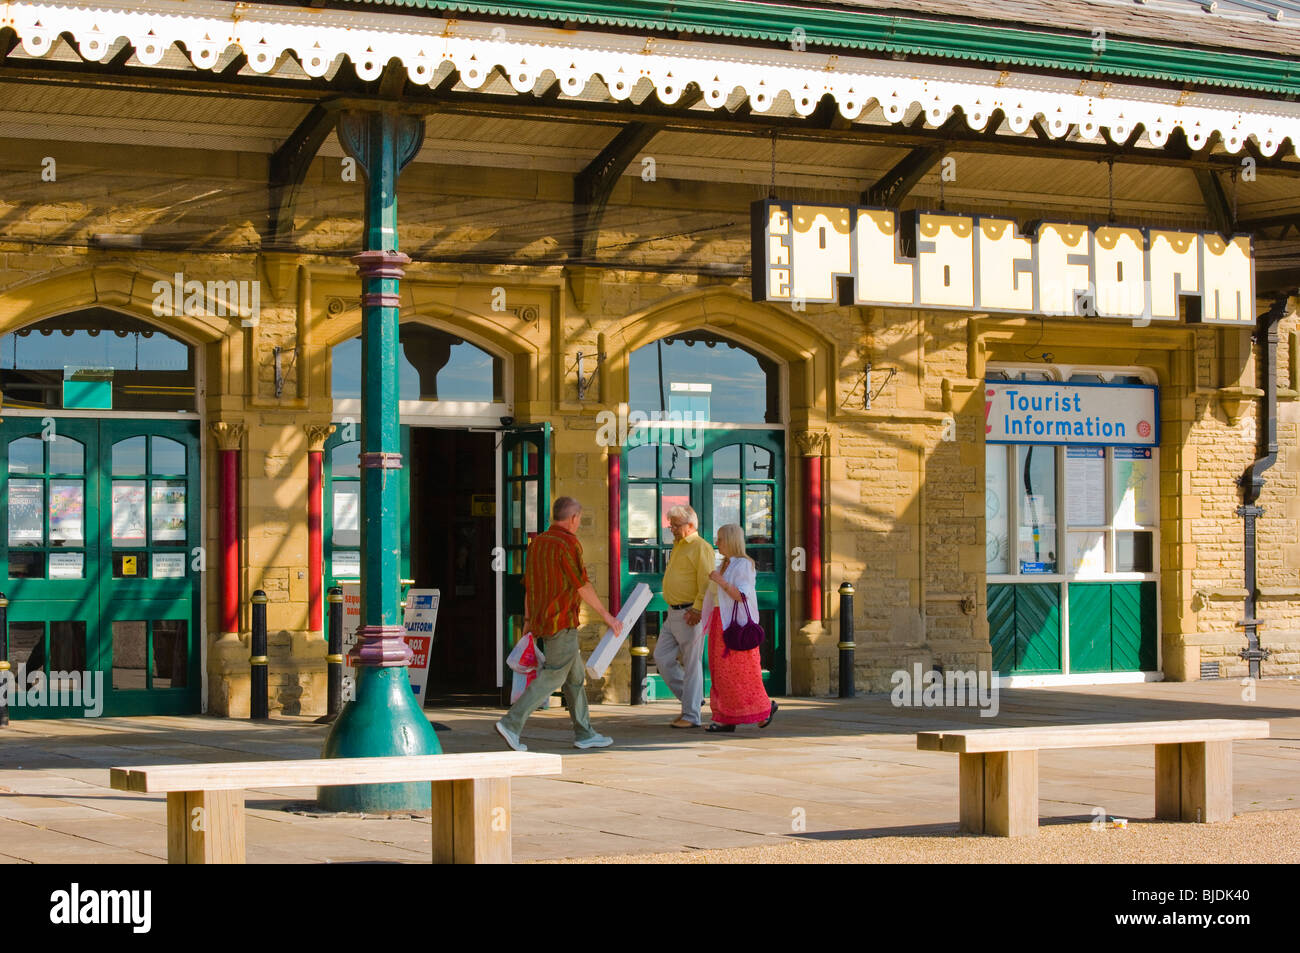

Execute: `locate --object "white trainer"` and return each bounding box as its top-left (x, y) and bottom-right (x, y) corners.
top-left (495, 720), bottom-right (527, 752)
top-left (574, 733), bottom-right (613, 750)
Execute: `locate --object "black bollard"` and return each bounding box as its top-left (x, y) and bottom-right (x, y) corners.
top-left (838, 582), bottom-right (856, 698)
top-left (326, 587), bottom-right (343, 719)
top-left (250, 590), bottom-right (269, 719)
top-left (630, 614), bottom-right (648, 705)
top-left (0, 593), bottom-right (8, 728)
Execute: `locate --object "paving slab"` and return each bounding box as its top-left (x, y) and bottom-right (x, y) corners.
top-left (0, 679), bottom-right (1296, 862)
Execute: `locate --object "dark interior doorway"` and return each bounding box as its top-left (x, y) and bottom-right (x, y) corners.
top-left (408, 427), bottom-right (499, 706)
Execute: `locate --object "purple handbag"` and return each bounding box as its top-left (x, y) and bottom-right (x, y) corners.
top-left (722, 594), bottom-right (764, 653)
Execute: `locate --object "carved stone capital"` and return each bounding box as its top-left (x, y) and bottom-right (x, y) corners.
top-left (209, 421), bottom-right (246, 452)
top-left (794, 430), bottom-right (829, 457)
top-left (303, 423), bottom-right (336, 453)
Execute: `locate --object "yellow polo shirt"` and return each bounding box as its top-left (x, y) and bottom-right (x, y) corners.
top-left (662, 532), bottom-right (715, 612)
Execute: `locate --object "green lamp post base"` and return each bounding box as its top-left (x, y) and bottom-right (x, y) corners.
top-left (318, 665), bottom-right (442, 812)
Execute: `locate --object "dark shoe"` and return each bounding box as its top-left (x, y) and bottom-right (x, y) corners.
top-left (706, 723), bottom-right (736, 733)
top-left (759, 701), bottom-right (778, 728)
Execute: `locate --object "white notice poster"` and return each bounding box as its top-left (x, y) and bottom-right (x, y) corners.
top-left (332, 485), bottom-right (360, 547)
top-left (1065, 447), bottom-right (1106, 526)
top-left (48, 552), bottom-right (84, 579)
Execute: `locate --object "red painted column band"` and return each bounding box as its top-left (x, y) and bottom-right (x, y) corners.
top-left (608, 450), bottom-right (622, 613)
top-left (805, 453), bottom-right (823, 622)
top-left (220, 447), bottom-right (239, 635)
top-left (308, 449), bottom-right (324, 633)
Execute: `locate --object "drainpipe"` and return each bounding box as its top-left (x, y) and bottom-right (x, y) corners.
top-left (1236, 293), bottom-right (1295, 678)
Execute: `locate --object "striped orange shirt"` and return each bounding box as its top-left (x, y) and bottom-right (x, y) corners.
top-left (525, 524), bottom-right (590, 638)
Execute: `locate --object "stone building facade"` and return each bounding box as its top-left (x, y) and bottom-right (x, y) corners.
top-left (0, 0), bottom-right (1297, 718)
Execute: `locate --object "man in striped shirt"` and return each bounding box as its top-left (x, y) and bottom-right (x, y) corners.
top-left (496, 496), bottom-right (622, 752)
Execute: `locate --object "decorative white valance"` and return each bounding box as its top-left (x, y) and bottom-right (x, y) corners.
top-left (4, 0), bottom-right (1298, 156)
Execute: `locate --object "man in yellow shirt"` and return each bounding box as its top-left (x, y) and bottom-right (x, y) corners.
top-left (655, 504), bottom-right (716, 728)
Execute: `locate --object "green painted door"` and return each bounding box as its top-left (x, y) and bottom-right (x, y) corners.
top-left (2, 416), bottom-right (200, 717)
top-left (623, 429), bottom-right (786, 694)
top-left (988, 582), bottom-right (1061, 674)
top-left (1068, 581), bottom-right (1157, 672)
top-left (501, 423), bottom-right (551, 698)
top-left (323, 425), bottom-right (413, 595)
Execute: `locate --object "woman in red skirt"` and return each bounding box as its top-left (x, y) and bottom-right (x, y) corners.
top-left (703, 523), bottom-right (778, 733)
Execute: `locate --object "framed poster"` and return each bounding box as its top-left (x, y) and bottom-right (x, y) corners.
top-left (151, 483), bottom-right (187, 541)
top-left (48, 481), bottom-right (85, 543)
top-left (8, 480), bottom-right (43, 543)
top-left (112, 481), bottom-right (147, 542)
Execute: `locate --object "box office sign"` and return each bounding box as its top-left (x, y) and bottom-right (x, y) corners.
top-left (985, 380), bottom-right (1159, 447)
top-left (751, 201), bottom-right (1255, 326)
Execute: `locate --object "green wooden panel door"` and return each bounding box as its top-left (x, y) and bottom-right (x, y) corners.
top-left (987, 584), bottom-right (1016, 674)
top-left (622, 429), bottom-right (787, 694)
top-left (1015, 583), bottom-right (1061, 673)
top-left (2, 416), bottom-right (200, 718)
top-left (986, 582), bottom-right (1061, 674)
top-left (1112, 581), bottom-right (1158, 672)
top-left (322, 425), bottom-right (412, 595)
top-left (98, 420), bottom-right (201, 716)
top-left (1068, 581), bottom-right (1157, 672)
top-left (1068, 583), bottom-right (1112, 673)
top-left (501, 423), bottom-right (552, 687)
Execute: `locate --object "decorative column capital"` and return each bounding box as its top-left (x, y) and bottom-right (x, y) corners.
top-left (303, 423), bottom-right (336, 453)
top-left (210, 421), bottom-right (246, 452)
top-left (794, 430), bottom-right (829, 457)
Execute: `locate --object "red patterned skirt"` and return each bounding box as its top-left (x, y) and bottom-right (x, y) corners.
top-left (707, 607), bottom-right (771, 725)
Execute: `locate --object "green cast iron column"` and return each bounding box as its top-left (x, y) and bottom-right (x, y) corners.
top-left (320, 109), bottom-right (442, 812)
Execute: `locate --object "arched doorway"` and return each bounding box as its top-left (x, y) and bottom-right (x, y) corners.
top-left (323, 319), bottom-right (512, 703)
top-left (0, 308), bottom-right (201, 717)
top-left (622, 331), bottom-right (787, 691)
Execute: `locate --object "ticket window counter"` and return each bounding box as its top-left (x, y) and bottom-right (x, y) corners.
top-left (984, 367), bottom-right (1160, 681)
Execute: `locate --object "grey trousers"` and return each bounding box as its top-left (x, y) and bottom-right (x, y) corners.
top-left (499, 629), bottom-right (598, 741)
top-left (654, 608), bottom-right (705, 725)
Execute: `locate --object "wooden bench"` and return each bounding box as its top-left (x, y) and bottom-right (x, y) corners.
top-left (109, 751), bottom-right (561, 864)
top-left (916, 719), bottom-right (1269, 837)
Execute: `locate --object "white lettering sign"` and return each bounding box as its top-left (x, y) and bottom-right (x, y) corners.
top-left (753, 201), bottom-right (1255, 326)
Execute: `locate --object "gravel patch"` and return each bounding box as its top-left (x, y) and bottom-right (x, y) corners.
top-left (544, 809), bottom-right (1300, 864)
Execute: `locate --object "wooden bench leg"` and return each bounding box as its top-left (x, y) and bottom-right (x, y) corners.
top-left (431, 778), bottom-right (511, 863)
top-left (1155, 741), bottom-right (1233, 823)
top-left (958, 751), bottom-right (1038, 836)
top-left (166, 790), bottom-right (246, 864)
top-left (958, 753), bottom-right (986, 834)
top-left (985, 750), bottom-right (1038, 837)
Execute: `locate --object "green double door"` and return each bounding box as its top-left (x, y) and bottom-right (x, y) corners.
top-left (622, 429), bottom-right (786, 692)
top-left (1, 416), bottom-right (201, 717)
top-left (988, 581), bottom-right (1157, 674)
